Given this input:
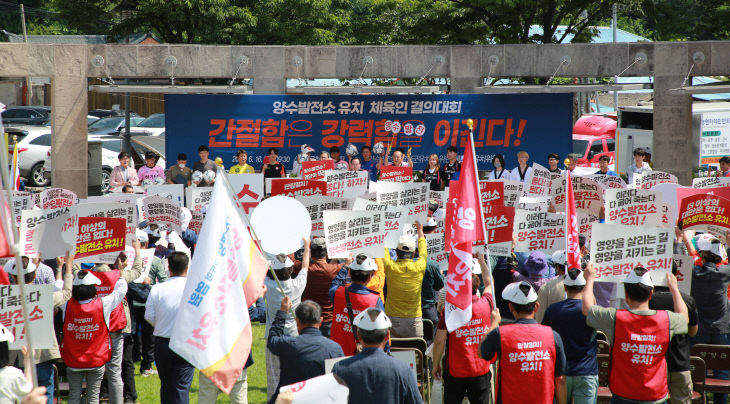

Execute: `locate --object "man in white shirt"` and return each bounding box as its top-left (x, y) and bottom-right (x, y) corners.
top-left (510, 151), bottom-right (533, 184)
top-left (145, 252), bottom-right (192, 404)
top-left (627, 148), bottom-right (652, 185)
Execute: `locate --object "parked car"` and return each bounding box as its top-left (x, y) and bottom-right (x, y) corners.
top-left (43, 115), bottom-right (102, 127)
top-left (43, 134), bottom-right (166, 193)
top-left (88, 116), bottom-right (145, 135)
top-left (130, 113), bottom-right (165, 136)
top-left (2, 106), bottom-right (51, 126)
top-left (4, 125), bottom-right (52, 186)
top-left (88, 109), bottom-right (141, 119)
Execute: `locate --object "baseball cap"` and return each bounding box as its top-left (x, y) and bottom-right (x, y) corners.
top-left (563, 269), bottom-right (586, 286)
top-left (349, 254), bottom-right (377, 272)
top-left (73, 270), bottom-right (102, 286)
top-left (4, 258), bottom-right (37, 276)
top-left (353, 307), bottom-right (392, 331)
top-left (551, 250), bottom-right (567, 266)
top-left (696, 234), bottom-right (726, 259)
top-left (397, 235), bottom-right (416, 252)
top-left (623, 267), bottom-right (653, 287)
top-left (136, 229), bottom-right (149, 243)
top-left (0, 323), bottom-right (14, 343)
top-left (266, 253), bottom-right (294, 270)
top-left (502, 281), bottom-right (538, 305)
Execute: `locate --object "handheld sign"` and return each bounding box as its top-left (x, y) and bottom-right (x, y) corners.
top-left (250, 196), bottom-right (311, 254)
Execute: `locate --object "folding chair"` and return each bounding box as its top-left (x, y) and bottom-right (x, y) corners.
top-left (391, 337), bottom-right (428, 356)
top-left (596, 354), bottom-right (613, 403)
top-left (597, 340), bottom-right (610, 355)
top-left (690, 355), bottom-right (707, 404)
top-left (422, 318), bottom-right (434, 341)
top-left (392, 347), bottom-right (430, 403)
top-left (690, 344), bottom-right (730, 401)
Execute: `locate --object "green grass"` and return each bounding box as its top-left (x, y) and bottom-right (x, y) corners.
top-left (60, 323), bottom-right (269, 403)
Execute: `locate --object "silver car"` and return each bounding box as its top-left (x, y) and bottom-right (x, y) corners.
top-left (5, 125), bottom-right (52, 186)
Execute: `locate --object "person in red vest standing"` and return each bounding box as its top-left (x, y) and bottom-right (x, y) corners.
top-left (432, 252), bottom-right (494, 404)
top-left (61, 269), bottom-right (128, 404)
top-left (479, 281), bottom-right (567, 404)
top-left (329, 254), bottom-right (385, 356)
top-left (581, 265), bottom-right (689, 404)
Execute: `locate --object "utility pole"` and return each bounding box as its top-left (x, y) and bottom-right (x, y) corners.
top-left (20, 3), bottom-right (32, 104)
top-left (612, 3), bottom-right (619, 112)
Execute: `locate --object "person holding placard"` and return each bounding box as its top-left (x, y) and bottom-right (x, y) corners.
top-left (547, 153), bottom-right (562, 174)
top-left (230, 149), bottom-right (256, 174)
top-left (627, 148), bottom-right (652, 185)
top-left (420, 217), bottom-right (444, 336)
top-left (421, 153), bottom-right (444, 191)
top-left (581, 266), bottom-right (689, 404)
top-left (290, 145), bottom-right (314, 177)
top-left (542, 269), bottom-right (598, 404)
top-left (488, 154), bottom-right (510, 180)
top-left (382, 223), bottom-right (426, 338)
top-left (510, 151), bottom-right (533, 184)
top-left (295, 238), bottom-right (340, 338)
top-left (7, 252), bottom-right (74, 404)
top-left (166, 153), bottom-right (192, 186)
top-left (385, 147), bottom-right (412, 168)
top-left (110, 152), bottom-right (140, 191)
top-left (329, 254), bottom-right (385, 356)
top-left (62, 269), bottom-right (128, 404)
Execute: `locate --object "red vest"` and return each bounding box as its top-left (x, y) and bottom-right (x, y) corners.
top-left (330, 286), bottom-right (381, 356)
top-left (94, 270), bottom-right (127, 332)
top-left (448, 295), bottom-right (494, 378)
top-left (609, 310), bottom-right (670, 401)
top-left (61, 298), bottom-right (111, 368)
top-left (499, 323), bottom-right (556, 404)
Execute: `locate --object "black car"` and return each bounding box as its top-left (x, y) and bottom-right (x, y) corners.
top-left (1, 106), bottom-right (51, 126)
top-left (88, 109), bottom-right (141, 119)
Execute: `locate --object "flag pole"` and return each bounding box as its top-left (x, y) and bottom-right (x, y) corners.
top-left (213, 162), bottom-right (290, 303)
top-left (0, 118), bottom-right (38, 387)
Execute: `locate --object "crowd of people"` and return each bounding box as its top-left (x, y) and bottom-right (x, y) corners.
top-left (2, 141), bottom-right (730, 404)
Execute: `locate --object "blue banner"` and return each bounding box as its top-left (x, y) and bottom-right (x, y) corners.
top-left (164, 94), bottom-right (572, 172)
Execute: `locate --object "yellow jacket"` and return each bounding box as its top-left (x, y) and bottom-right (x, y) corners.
top-left (382, 237), bottom-right (428, 318)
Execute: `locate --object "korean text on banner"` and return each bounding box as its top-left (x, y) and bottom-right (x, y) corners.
top-left (351, 198), bottom-right (407, 248)
top-left (295, 195), bottom-right (352, 237)
top-left (374, 181), bottom-right (429, 224)
top-left (270, 179), bottom-right (327, 197)
top-left (526, 163), bottom-right (554, 196)
top-left (40, 187), bottom-right (77, 210)
top-left (483, 204), bottom-right (515, 257)
top-left (604, 189), bottom-right (663, 227)
top-left (325, 170), bottom-right (369, 199)
top-left (517, 196), bottom-right (550, 212)
top-left (479, 181), bottom-right (504, 209)
top-left (577, 212), bottom-right (599, 245)
top-left (301, 160), bottom-right (334, 180)
top-left (0, 284), bottom-right (54, 349)
top-left (379, 166), bottom-right (413, 183)
top-left (501, 180), bottom-right (524, 207)
top-left (77, 202), bottom-right (138, 245)
top-left (143, 195), bottom-right (183, 233)
top-left (24, 207), bottom-right (77, 259)
top-left (692, 177), bottom-right (730, 189)
top-left (188, 210), bottom-right (204, 235)
top-left (170, 177), bottom-right (268, 394)
top-left (75, 217), bottom-right (126, 259)
top-left (678, 193), bottom-right (730, 231)
top-left (633, 171), bottom-right (678, 190)
top-left (10, 191), bottom-right (33, 226)
top-left (145, 184), bottom-right (185, 208)
top-left (426, 233), bottom-right (447, 271)
top-left (187, 188), bottom-right (213, 212)
top-left (228, 173), bottom-right (264, 217)
top-left (589, 223), bottom-right (673, 282)
top-left (514, 210), bottom-right (565, 255)
top-left (322, 210), bottom-right (387, 259)
top-left (586, 174), bottom-right (626, 189)
top-left (551, 175), bottom-right (603, 216)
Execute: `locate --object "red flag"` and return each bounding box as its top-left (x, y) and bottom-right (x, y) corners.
top-left (565, 171), bottom-right (581, 269)
top-left (0, 190), bottom-right (12, 258)
top-left (445, 132), bottom-right (485, 332)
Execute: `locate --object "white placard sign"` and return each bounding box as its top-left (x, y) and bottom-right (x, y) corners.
top-left (322, 210), bottom-right (388, 259)
top-left (525, 163), bottom-right (554, 196)
top-left (279, 374), bottom-right (349, 404)
top-left (351, 198), bottom-right (407, 248)
top-left (186, 188), bottom-right (213, 213)
top-left (692, 177), bottom-right (730, 189)
top-left (11, 191), bottom-right (33, 225)
top-left (426, 233), bottom-right (447, 271)
top-left (324, 170), bottom-right (369, 199)
top-left (517, 196), bottom-right (550, 212)
top-left (604, 188), bottom-right (663, 227)
top-left (228, 173), bottom-right (265, 218)
top-left (429, 190), bottom-right (448, 209)
top-left (0, 284), bottom-right (54, 349)
top-left (143, 195), bottom-right (182, 232)
top-left (40, 188), bottom-right (77, 210)
top-left (513, 210), bottom-right (565, 254)
top-left (577, 212), bottom-right (600, 245)
top-left (145, 184), bottom-right (185, 207)
top-left (586, 174), bottom-right (627, 189)
top-left (295, 195), bottom-right (353, 237)
top-left (21, 207), bottom-right (77, 258)
top-left (501, 180), bottom-right (524, 207)
top-left (670, 255), bottom-right (693, 295)
top-left (633, 171), bottom-right (678, 190)
top-left (373, 181), bottom-right (429, 224)
top-left (77, 202), bottom-right (138, 244)
top-left (589, 223), bottom-right (673, 282)
top-left (551, 175), bottom-right (603, 215)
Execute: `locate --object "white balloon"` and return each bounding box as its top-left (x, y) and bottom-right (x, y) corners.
top-left (250, 196), bottom-right (312, 255)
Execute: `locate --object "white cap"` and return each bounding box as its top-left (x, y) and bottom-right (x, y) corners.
top-left (300, 144), bottom-right (314, 154)
top-left (73, 271), bottom-right (102, 286)
top-left (349, 255), bottom-right (377, 272)
top-left (353, 307), bottom-right (392, 331)
top-left (4, 258), bottom-right (37, 276)
top-left (623, 268), bottom-right (653, 287)
top-left (136, 229), bottom-right (149, 243)
top-left (266, 252), bottom-right (294, 270)
top-left (563, 269), bottom-right (586, 286)
top-left (696, 233), bottom-right (727, 260)
top-left (0, 323), bottom-right (14, 343)
top-left (502, 281), bottom-right (538, 305)
top-left (551, 250), bottom-right (567, 266)
top-left (425, 216), bottom-right (438, 227)
top-left (396, 235), bottom-right (416, 252)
